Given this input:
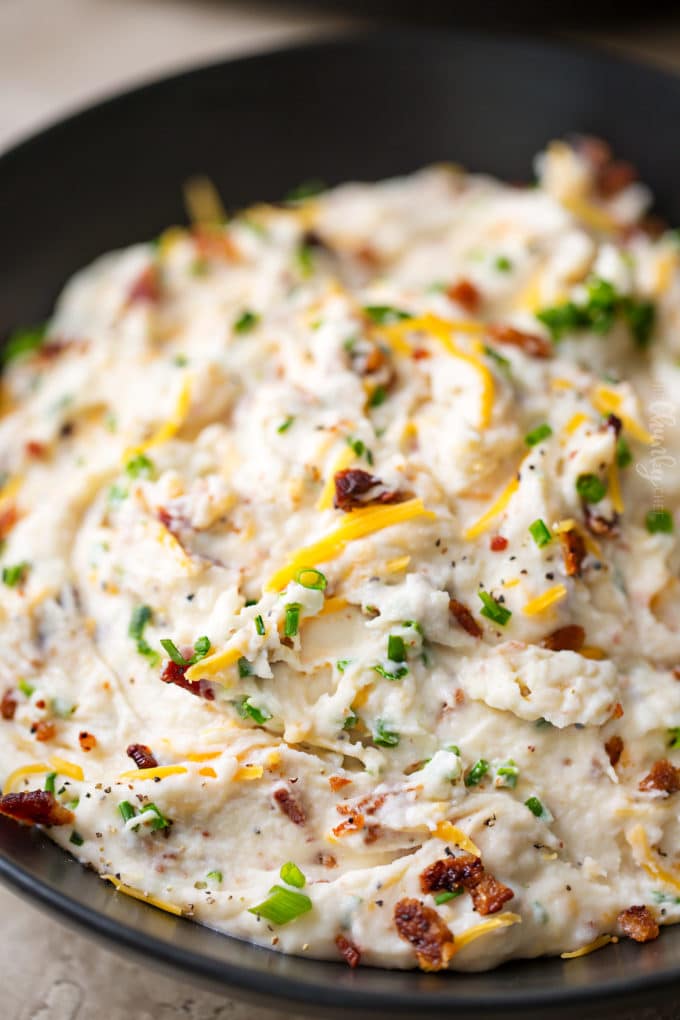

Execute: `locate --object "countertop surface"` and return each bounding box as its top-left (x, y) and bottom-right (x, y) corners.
top-left (3, 2), bottom-right (680, 1018)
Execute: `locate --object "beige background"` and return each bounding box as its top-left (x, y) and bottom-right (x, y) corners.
top-left (2, 2), bottom-right (680, 1018)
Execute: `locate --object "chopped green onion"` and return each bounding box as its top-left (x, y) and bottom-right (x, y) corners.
top-left (280, 861), bottom-right (306, 888)
top-left (434, 889), bottom-right (463, 905)
top-left (616, 435), bottom-right (632, 469)
top-left (576, 473), bottom-right (607, 504)
top-left (478, 590), bottom-right (511, 626)
top-left (237, 697), bottom-right (272, 725)
top-left (2, 561), bottom-right (29, 587)
top-left (525, 423), bottom-right (552, 447)
top-left (160, 635), bottom-right (211, 667)
top-left (125, 453), bottom-right (155, 479)
top-left (51, 697), bottom-right (75, 719)
top-left (207, 870), bottom-right (223, 882)
top-left (668, 727), bottom-right (680, 749)
top-left (373, 664), bottom-right (408, 681)
top-left (465, 758), bottom-right (490, 787)
top-left (108, 484), bottom-right (127, 503)
top-left (284, 603), bottom-right (302, 638)
top-left (173, 354), bottom-right (189, 367)
top-left (248, 884), bottom-right (312, 925)
top-left (237, 657), bottom-right (253, 679)
top-left (129, 605), bottom-right (152, 641)
top-left (285, 179), bottom-right (326, 202)
top-left (296, 244), bottom-right (314, 277)
top-left (244, 599), bottom-right (257, 607)
top-left (295, 568), bottom-right (327, 591)
top-left (44, 772), bottom-right (57, 794)
top-left (18, 679), bottom-right (34, 698)
top-left (483, 345), bottom-right (512, 375)
top-left (529, 518), bottom-right (552, 548)
top-left (277, 416), bottom-right (295, 434)
top-left (369, 386), bottom-right (387, 408)
top-left (537, 278), bottom-right (655, 347)
top-left (346, 435), bottom-right (374, 465)
top-left (336, 659), bottom-right (351, 673)
top-left (363, 305), bottom-right (412, 325)
top-left (494, 256), bottom-right (513, 272)
top-left (234, 309), bottom-right (259, 334)
top-left (525, 796), bottom-right (550, 820)
top-left (69, 830), bottom-right (84, 846)
top-left (118, 800), bottom-right (136, 823)
top-left (387, 634), bottom-right (407, 662)
top-left (145, 803), bottom-right (170, 830)
top-left (495, 761), bottom-right (519, 789)
top-left (646, 508), bottom-right (674, 534)
top-left (373, 720), bottom-right (400, 747)
top-left (254, 614), bottom-right (266, 636)
top-left (445, 744), bottom-right (461, 756)
top-left (2, 323), bottom-right (47, 365)
top-left (343, 713), bottom-right (358, 730)
top-left (621, 296), bottom-right (656, 348)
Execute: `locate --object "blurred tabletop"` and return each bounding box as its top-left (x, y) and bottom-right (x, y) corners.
top-left (2, 2), bottom-right (680, 1019)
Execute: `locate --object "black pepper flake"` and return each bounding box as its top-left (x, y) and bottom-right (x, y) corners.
top-left (545, 572), bottom-right (554, 580)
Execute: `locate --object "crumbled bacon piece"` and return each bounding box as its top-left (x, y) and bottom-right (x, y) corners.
top-left (25, 440), bottom-right (48, 459)
top-left (605, 735), bottom-right (624, 768)
top-left (447, 279), bottom-right (481, 314)
top-left (337, 792), bottom-right (387, 817)
top-left (605, 413), bottom-right (623, 438)
top-left (560, 529), bottom-right (586, 577)
top-left (1, 689), bottom-right (17, 720)
top-left (333, 468), bottom-right (405, 512)
top-left (639, 759), bottom-right (680, 794)
top-left (583, 504), bottom-right (619, 538)
top-left (0, 790), bottom-right (74, 827)
top-left (540, 625), bottom-right (586, 653)
top-left (597, 160), bottom-right (637, 199)
top-left (329, 775), bottom-right (352, 792)
top-left (355, 244), bottom-right (380, 269)
top-left (79, 731), bottom-right (97, 752)
top-left (394, 898), bottom-right (455, 971)
top-left (617, 905), bottom-right (659, 943)
top-left (335, 933), bottom-right (361, 967)
top-left (420, 854), bottom-right (514, 916)
top-left (332, 814), bottom-right (364, 838)
top-left (318, 852), bottom-right (337, 868)
top-left (490, 535), bottom-right (508, 552)
top-left (573, 135), bottom-right (612, 169)
top-left (364, 823), bottom-right (382, 844)
top-left (126, 743), bottom-right (159, 770)
top-left (487, 324), bottom-right (551, 359)
top-left (193, 227), bottom-right (239, 262)
top-left (160, 659), bottom-right (214, 701)
top-left (32, 720), bottom-right (55, 742)
top-left (449, 598), bottom-right (482, 638)
top-left (273, 786), bottom-right (306, 825)
top-left (0, 504), bottom-right (18, 540)
top-left (127, 264), bottom-right (161, 305)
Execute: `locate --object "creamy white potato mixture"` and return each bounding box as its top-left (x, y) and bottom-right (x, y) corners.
top-left (2, 140), bottom-right (680, 971)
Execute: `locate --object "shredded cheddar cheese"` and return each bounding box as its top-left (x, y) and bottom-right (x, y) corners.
top-left (234, 764), bottom-right (264, 781)
top-left (185, 644), bottom-right (242, 683)
top-left (103, 874), bottom-right (183, 916)
top-left (49, 757), bottom-right (84, 782)
top-left (183, 175), bottom-right (227, 227)
top-left (118, 765), bottom-right (188, 782)
top-left (561, 934), bottom-right (614, 959)
top-left (464, 477), bottom-right (519, 541)
top-left (451, 913), bottom-right (522, 955)
top-left (627, 824), bottom-right (680, 894)
top-left (592, 386), bottom-right (652, 444)
top-left (522, 584), bottom-right (567, 616)
top-left (124, 375), bottom-right (192, 460)
top-left (434, 820), bottom-right (481, 857)
top-left (2, 762), bottom-right (50, 794)
top-left (316, 445), bottom-right (355, 510)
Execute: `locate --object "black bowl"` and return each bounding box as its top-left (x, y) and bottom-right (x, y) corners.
top-left (2, 28), bottom-right (680, 1018)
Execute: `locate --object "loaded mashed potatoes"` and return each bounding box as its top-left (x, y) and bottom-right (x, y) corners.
top-left (1, 139), bottom-right (680, 971)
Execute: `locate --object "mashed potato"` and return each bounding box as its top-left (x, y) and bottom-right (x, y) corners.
top-left (1, 139), bottom-right (679, 970)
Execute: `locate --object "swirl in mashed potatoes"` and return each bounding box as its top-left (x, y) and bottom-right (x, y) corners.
top-left (1, 139), bottom-right (680, 970)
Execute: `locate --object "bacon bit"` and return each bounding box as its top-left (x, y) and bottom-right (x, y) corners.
top-left (573, 135), bottom-right (612, 169)
top-left (355, 244), bottom-right (380, 269)
top-left (412, 348), bottom-right (431, 360)
top-left (78, 731), bottom-right (97, 752)
top-left (639, 759), bottom-right (680, 794)
top-left (160, 659), bottom-right (214, 701)
top-left (454, 687), bottom-right (465, 706)
top-left (32, 720), bottom-right (55, 742)
top-left (333, 468), bottom-right (406, 512)
top-left (318, 852), bottom-right (337, 868)
top-left (617, 905), bottom-right (659, 943)
top-left (329, 775), bottom-right (353, 792)
top-left (420, 854), bottom-right (514, 916)
top-left (127, 264), bottom-right (161, 305)
top-left (605, 413), bottom-right (623, 438)
top-left (449, 598), bottom-right (482, 638)
top-left (273, 786), bottom-right (306, 825)
top-left (1, 689), bottom-right (17, 720)
top-left (605, 735), bottom-right (624, 767)
top-left (0, 790), bottom-right (74, 827)
top-left (36, 338), bottom-right (89, 362)
top-left (447, 279), bottom-right (481, 314)
top-left (193, 227), bottom-right (239, 262)
top-left (364, 823), bottom-right (382, 844)
top-left (490, 535), bottom-right (508, 552)
top-left (597, 160), bottom-right (637, 199)
top-left (0, 504), bottom-right (18, 540)
top-left (335, 933), bottom-right (361, 967)
top-left (337, 792), bottom-right (387, 817)
top-left (487, 324), bottom-right (551, 359)
top-left (674, 668), bottom-right (680, 682)
top-left (540, 625), bottom-right (586, 652)
top-left (126, 743), bottom-right (159, 770)
top-left (332, 814), bottom-right (364, 838)
top-left (611, 702), bottom-right (624, 720)
top-left (25, 440), bottom-right (48, 459)
top-left (583, 504), bottom-right (619, 538)
top-left (560, 529), bottom-right (586, 577)
top-left (394, 898), bottom-right (455, 971)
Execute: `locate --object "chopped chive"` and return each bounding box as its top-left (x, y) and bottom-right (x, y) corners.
top-left (44, 772), bottom-right (57, 794)
top-left (483, 345), bottom-right (512, 375)
top-left (2, 561), bottom-right (29, 587)
top-left (237, 657), bottom-right (253, 679)
top-left (343, 712), bottom-right (359, 730)
top-left (373, 663), bottom-right (408, 681)
top-left (118, 800), bottom-right (136, 823)
top-left (387, 634), bottom-right (406, 662)
top-left (576, 473), bottom-right (607, 504)
top-left (524, 423), bottom-right (552, 447)
top-left (207, 870), bottom-right (223, 882)
top-left (2, 323), bottom-right (47, 365)
top-left (108, 484), bottom-right (127, 503)
top-left (363, 305), bottom-right (412, 325)
top-left (125, 453), bottom-right (155, 479)
top-left (277, 416), bottom-right (295, 434)
top-left (237, 697), bottom-right (271, 725)
top-left (646, 508), bottom-right (674, 534)
top-left (525, 796), bottom-right (548, 819)
top-left (296, 244), bottom-right (314, 277)
top-left (668, 727), bottom-right (680, 749)
top-left (18, 679), bottom-right (35, 698)
top-left (494, 255), bottom-right (513, 272)
top-left (616, 435), bottom-right (632, 469)
top-left (465, 758), bottom-right (490, 787)
top-left (434, 889), bottom-right (463, 905)
top-left (285, 179), bottom-right (326, 202)
top-left (495, 761), bottom-right (519, 788)
top-left (69, 830), bottom-right (84, 846)
top-left (129, 605), bottom-right (152, 641)
top-left (248, 884), bottom-right (312, 925)
top-left (160, 635), bottom-right (211, 667)
top-left (51, 697), bottom-right (75, 719)
top-left (254, 614), bottom-right (266, 636)
top-left (445, 744), bottom-right (461, 756)
top-left (478, 590), bottom-right (511, 626)
top-left (234, 309), bottom-right (259, 334)
top-left (280, 861), bottom-right (306, 888)
top-left (336, 659), bottom-right (350, 673)
top-left (244, 599), bottom-right (257, 607)
top-left (144, 803), bottom-right (170, 831)
top-left (284, 603), bottom-right (302, 638)
top-left (373, 720), bottom-right (400, 747)
top-left (529, 518), bottom-right (552, 548)
top-left (295, 568), bottom-right (327, 591)
top-left (346, 435), bottom-right (374, 465)
top-left (369, 386), bottom-right (387, 408)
